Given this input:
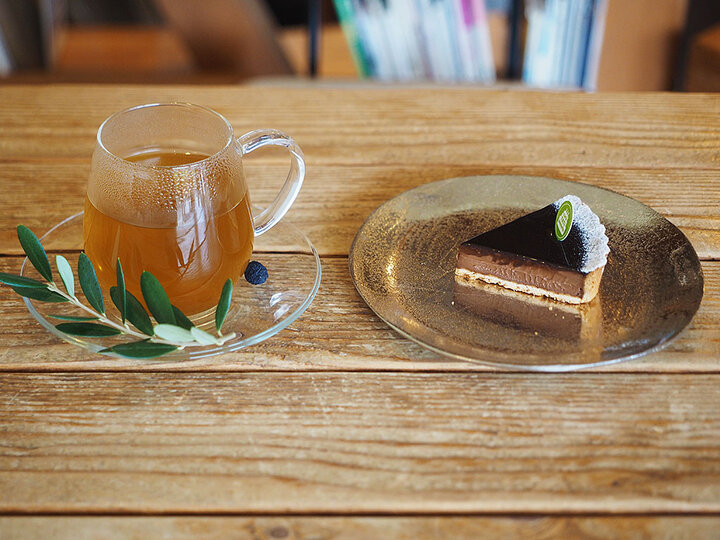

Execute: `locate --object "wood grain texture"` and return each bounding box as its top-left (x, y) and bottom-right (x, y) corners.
top-left (0, 162), bottom-right (718, 259)
top-left (0, 87), bottom-right (717, 257)
top-left (0, 256), bottom-right (717, 372)
top-left (1, 372), bottom-right (719, 514)
top-left (2, 516), bottom-right (720, 540)
top-left (0, 87), bottom-right (717, 167)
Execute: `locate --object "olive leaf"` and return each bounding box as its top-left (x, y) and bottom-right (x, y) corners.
top-left (17, 225), bottom-right (53, 282)
top-left (11, 286), bottom-right (67, 302)
top-left (215, 279), bottom-right (232, 333)
top-left (115, 258), bottom-right (127, 323)
top-left (140, 271), bottom-right (176, 325)
top-left (101, 340), bottom-right (178, 359)
top-left (56, 255), bottom-right (75, 297)
top-left (153, 324), bottom-right (195, 342)
top-left (172, 305), bottom-right (194, 330)
top-left (191, 326), bottom-right (219, 346)
top-left (48, 314), bottom-right (98, 322)
top-left (0, 272), bottom-right (47, 289)
top-left (55, 322), bottom-right (122, 337)
top-left (111, 287), bottom-right (153, 336)
top-left (78, 253), bottom-right (104, 314)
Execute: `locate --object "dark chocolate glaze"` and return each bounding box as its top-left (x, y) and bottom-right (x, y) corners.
top-left (462, 204), bottom-right (585, 271)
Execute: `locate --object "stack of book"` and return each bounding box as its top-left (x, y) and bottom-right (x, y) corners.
top-left (334, 0), bottom-right (608, 90)
top-left (522, 0), bottom-right (608, 90)
top-left (333, 0), bottom-right (497, 83)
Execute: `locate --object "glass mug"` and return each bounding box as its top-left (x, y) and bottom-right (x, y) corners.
top-left (82, 103), bottom-right (305, 315)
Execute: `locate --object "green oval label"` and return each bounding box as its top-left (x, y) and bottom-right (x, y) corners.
top-left (555, 200), bottom-right (574, 241)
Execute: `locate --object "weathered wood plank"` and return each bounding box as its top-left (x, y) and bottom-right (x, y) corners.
top-left (1, 516), bottom-right (719, 539)
top-left (0, 87), bottom-right (717, 169)
top-left (0, 257), bottom-right (716, 372)
top-left (0, 162), bottom-right (717, 259)
top-left (0, 372), bottom-right (718, 513)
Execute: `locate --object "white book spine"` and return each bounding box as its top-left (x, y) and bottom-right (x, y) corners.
top-left (405, 0), bottom-right (433, 78)
top-left (452, 0), bottom-right (477, 81)
top-left (522, 0), bottom-right (540, 84)
top-left (351, 0), bottom-right (378, 77)
top-left (551, 0), bottom-right (569, 87)
top-left (416, 0), bottom-right (444, 79)
top-left (412, 0), bottom-right (436, 78)
top-left (393, 0), bottom-right (426, 79)
top-left (583, 0), bottom-right (608, 91)
top-left (372, 0), bottom-right (402, 79)
top-left (379, 0), bottom-right (407, 80)
top-left (534, 0), bottom-right (556, 87)
top-left (559, 0), bottom-right (576, 86)
top-left (424, 0), bottom-right (456, 81)
top-left (441, 0), bottom-right (463, 81)
top-left (400, 0), bottom-right (427, 80)
top-left (362, 1), bottom-right (395, 79)
top-left (470, 0), bottom-right (495, 83)
top-left (569, 0), bottom-right (593, 87)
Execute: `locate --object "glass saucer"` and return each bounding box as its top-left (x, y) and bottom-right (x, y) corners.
top-left (21, 212), bottom-right (321, 360)
top-left (349, 175), bottom-right (704, 372)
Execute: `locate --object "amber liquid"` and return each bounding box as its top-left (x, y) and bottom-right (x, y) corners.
top-left (83, 150), bottom-right (253, 315)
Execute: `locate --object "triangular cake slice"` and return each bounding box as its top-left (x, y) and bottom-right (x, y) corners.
top-left (455, 195), bottom-right (610, 304)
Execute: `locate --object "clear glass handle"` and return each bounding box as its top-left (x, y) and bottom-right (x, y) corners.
top-left (238, 129), bottom-right (306, 236)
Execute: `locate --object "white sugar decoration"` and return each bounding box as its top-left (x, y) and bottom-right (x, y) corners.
top-left (552, 195), bottom-right (609, 273)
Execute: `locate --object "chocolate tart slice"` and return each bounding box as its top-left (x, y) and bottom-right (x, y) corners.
top-left (455, 195), bottom-right (609, 304)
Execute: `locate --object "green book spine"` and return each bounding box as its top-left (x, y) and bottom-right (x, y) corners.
top-left (333, 0), bottom-right (370, 77)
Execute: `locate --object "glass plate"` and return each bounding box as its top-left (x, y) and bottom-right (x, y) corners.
top-left (21, 212), bottom-right (321, 360)
top-left (349, 175), bottom-right (704, 371)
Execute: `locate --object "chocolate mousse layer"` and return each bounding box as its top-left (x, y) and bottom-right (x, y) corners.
top-left (453, 278), bottom-right (601, 342)
top-left (457, 243), bottom-right (588, 299)
top-left (453, 279), bottom-right (581, 339)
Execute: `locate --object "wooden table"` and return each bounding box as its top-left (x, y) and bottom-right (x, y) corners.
top-left (0, 85), bottom-right (719, 538)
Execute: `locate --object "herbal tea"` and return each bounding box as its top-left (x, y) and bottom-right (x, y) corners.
top-left (124, 149), bottom-right (209, 167)
top-left (83, 149), bottom-right (254, 315)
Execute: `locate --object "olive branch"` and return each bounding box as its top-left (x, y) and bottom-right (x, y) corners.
top-left (0, 225), bottom-right (237, 359)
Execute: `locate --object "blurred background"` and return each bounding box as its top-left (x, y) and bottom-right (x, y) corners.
top-left (0, 0), bottom-right (718, 91)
